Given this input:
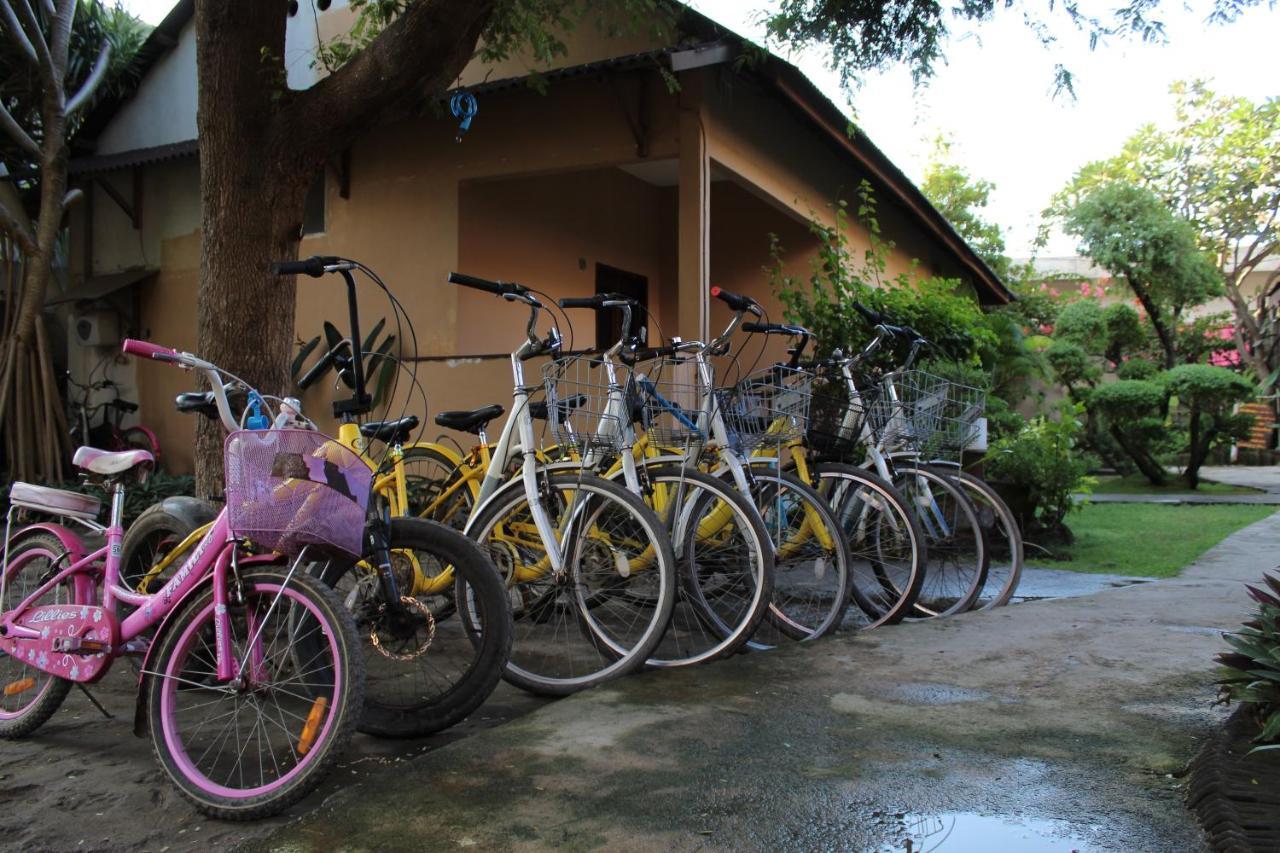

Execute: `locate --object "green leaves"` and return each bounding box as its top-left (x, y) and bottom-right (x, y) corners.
top-left (1217, 583), bottom-right (1280, 753)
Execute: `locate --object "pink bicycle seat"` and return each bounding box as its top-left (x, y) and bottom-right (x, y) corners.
top-left (72, 446), bottom-right (155, 477)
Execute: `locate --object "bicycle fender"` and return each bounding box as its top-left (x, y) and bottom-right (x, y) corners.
top-left (13, 523), bottom-right (98, 604)
top-left (402, 441), bottom-right (465, 468)
top-left (154, 495), bottom-right (220, 530)
top-left (132, 553), bottom-right (284, 737)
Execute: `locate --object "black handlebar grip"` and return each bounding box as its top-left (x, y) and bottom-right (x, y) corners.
top-left (448, 271), bottom-right (528, 296)
top-left (710, 286), bottom-right (762, 316)
top-left (621, 344), bottom-right (677, 365)
top-left (271, 256), bottom-right (326, 278)
top-left (852, 301), bottom-right (884, 325)
top-left (559, 295), bottom-right (607, 309)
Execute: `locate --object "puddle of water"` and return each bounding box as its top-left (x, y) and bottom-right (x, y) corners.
top-left (874, 812), bottom-right (1095, 852)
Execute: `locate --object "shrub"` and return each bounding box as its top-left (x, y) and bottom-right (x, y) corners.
top-left (1086, 379), bottom-right (1171, 484)
top-left (1217, 573), bottom-right (1280, 753)
top-left (1102, 303), bottom-right (1147, 363)
top-left (1053, 301), bottom-right (1106, 351)
top-left (984, 403), bottom-right (1090, 540)
top-left (1162, 364), bottom-right (1253, 487)
top-left (53, 471), bottom-right (196, 527)
top-left (1116, 358), bottom-right (1159, 380)
top-left (1045, 340), bottom-right (1099, 393)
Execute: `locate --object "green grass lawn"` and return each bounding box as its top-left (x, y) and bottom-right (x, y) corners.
top-left (1047, 503), bottom-right (1276, 578)
top-left (1088, 473), bottom-right (1260, 496)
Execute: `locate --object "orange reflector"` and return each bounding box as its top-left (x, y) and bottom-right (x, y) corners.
top-left (296, 696), bottom-right (329, 756)
top-left (4, 678), bottom-right (35, 697)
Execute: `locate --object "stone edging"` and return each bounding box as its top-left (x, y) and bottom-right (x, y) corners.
top-left (1186, 705), bottom-right (1280, 851)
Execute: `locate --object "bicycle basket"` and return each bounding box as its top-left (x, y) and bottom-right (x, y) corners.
top-left (719, 364), bottom-right (814, 451)
top-left (863, 370), bottom-right (948, 453)
top-left (805, 369), bottom-right (868, 460)
top-left (923, 378), bottom-right (987, 461)
top-left (632, 357), bottom-right (709, 449)
top-left (541, 354), bottom-right (630, 453)
top-left (224, 429), bottom-right (372, 559)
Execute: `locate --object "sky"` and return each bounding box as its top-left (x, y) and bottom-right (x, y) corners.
top-left (118, 0), bottom-right (1278, 258)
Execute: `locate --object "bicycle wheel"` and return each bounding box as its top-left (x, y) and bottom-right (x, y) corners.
top-left (399, 446), bottom-right (477, 530)
top-left (461, 471), bottom-right (676, 696)
top-left (743, 467), bottom-right (852, 642)
top-left (812, 462), bottom-right (926, 628)
top-left (0, 532), bottom-right (74, 738)
top-left (943, 469), bottom-right (1023, 609)
top-left (636, 465), bottom-right (773, 667)
top-left (316, 518), bottom-right (512, 738)
top-left (146, 567), bottom-right (363, 819)
top-left (890, 462), bottom-right (988, 618)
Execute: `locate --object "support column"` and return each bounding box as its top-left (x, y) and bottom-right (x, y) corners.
top-left (677, 73), bottom-right (709, 343)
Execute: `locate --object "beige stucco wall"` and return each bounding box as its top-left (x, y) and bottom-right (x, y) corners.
top-left (85, 63), bottom-right (988, 473)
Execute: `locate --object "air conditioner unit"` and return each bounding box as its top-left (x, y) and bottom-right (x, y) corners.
top-left (70, 311), bottom-right (120, 347)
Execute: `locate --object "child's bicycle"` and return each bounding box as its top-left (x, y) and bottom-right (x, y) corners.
top-left (1, 340), bottom-right (364, 819)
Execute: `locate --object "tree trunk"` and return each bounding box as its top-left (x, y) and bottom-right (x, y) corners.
top-left (191, 0), bottom-right (496, 496)
top-left (1108, 424), bottom-right (1168, 485)
top-left (193, 1), bottom-right (311, 496)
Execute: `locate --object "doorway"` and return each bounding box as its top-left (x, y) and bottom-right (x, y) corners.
top-left (595, 264), bottom-right (648, 350)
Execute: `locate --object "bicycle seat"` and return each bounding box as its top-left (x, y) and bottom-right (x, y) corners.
top-left (72, 446), bottom-right (155, 477)
top-left (528, 394), bottom-right (587, 421)
top-left (358, 415), bottom-right (421, 444)
top-left (175, 391), bottom-right (219, 418)
top-left (434, 405), bottom-right (504, 434)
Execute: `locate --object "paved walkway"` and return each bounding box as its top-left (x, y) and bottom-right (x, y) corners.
top-left (1079, 464), bottom-right (1280, 504)
top-left (251, 508), bottom-right (1280, 851)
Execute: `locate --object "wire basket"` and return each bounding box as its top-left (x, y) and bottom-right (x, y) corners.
top-left (719, 364), bottom-right (814, 451)
top-left (925, 378), bottom-right (987, 461)
top-left (805, 368), bottom-right (870, 460)
top-left (863, 370), bottom-right (948, 453)
top-left (224, 429), bottom-right (373, 559)
top-left (542, 354), bottom-right (631, 453)
top-left (632, 357), bottom-right (710, 449)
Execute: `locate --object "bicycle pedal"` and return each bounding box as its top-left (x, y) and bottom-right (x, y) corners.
top-left (51, 636), bottom-right (110, 655)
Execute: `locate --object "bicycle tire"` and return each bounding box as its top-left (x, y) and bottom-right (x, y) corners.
top-left (740, 467), bottom-right (853, 642)
top-left (460, 471), bottom-right (676, 696)
top-left (0, 532), bottom-right (75, 738)
top-left (316, 518), bottom-right (512, 738)
top-left (145, 567), bottom-right (364, 819)
top-left (941, 469), bottom-right (1023, 609)
top-left (118, 425), bottom-right (161, 460)
top-left (634, 465), bottom-right (773, 667)
top-left (811, 462), bottom-right (926, 628)
top-left (890, 462), bottom-right (989, 618)
top-left (397, 445), bottom-right (477, 530)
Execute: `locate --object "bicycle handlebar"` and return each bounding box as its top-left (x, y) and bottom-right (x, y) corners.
top-left (448, 271), bottom-right (529, 297)
top-left (742, 322), bottom-right (808, 336)
top-left (558, 292), bottom-right (634, 310)
top-left (710, 286), bottom-right (762, 317)
top-left (270, 257), bottom-right (329, 278)
top-left (122, 339), bottom-right (181, 363)
top-left (620, 344), bottom-right (679, 366)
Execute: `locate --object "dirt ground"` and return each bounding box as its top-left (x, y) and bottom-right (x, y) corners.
top-left (0, 663), bottom-right (546, 852)
top-left (3, 508), bottom-right (1276, 851)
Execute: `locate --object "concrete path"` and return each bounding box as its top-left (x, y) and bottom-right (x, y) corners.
top-left (1079, 464), bottom-right (1280, 504)
top-left (251, 512), bottom-right (1280, 852)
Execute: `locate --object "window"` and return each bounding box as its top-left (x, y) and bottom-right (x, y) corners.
top-left (595, 264), bottom-right (648, 351)
top-left (302, 172), bottom-right (325, 236)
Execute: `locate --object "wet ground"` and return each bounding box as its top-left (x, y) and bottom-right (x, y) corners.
top-left (5, 493), bottom-right (1276, 851)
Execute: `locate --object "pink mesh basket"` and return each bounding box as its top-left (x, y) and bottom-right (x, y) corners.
top-left (224, 430), bottom-right (372, 559)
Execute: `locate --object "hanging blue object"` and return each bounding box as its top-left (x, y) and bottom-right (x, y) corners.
top-left (245, 391), bottom-right (270, 431)
top-left (450, 90), bottom-right (478, 142)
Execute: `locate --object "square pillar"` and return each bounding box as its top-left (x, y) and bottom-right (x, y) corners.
top-left (677, 75), bottom-right (709, 343)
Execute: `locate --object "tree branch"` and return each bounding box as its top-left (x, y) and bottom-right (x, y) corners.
top-left (0, 195), bottom-right (37, 255)
top-left (65, 40), bottom-right (110, 118)
top-left (49, 0), bottom-right (74, 82)
top-left (276, 0), bottom-right (496, 162)
top-left (0, 0), bottom-right (38, 66)
top-left (0, 97), bottom-right (41, 158)
top-left (11, 0), bottom-right (56, 88)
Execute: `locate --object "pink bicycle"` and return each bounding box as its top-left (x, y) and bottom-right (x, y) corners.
top-left (0, 340), bottom-right (365, 819)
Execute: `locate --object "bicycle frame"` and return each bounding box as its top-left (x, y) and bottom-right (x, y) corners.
top-left (1, 486), bottom-right (259, 686)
